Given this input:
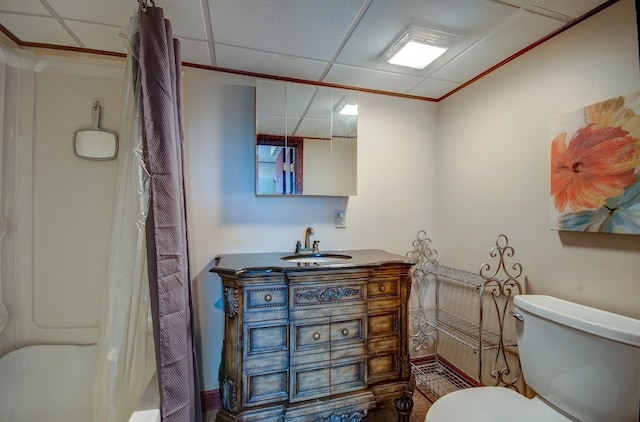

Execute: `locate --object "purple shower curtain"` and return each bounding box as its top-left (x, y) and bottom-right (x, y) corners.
top-left (138, 5), bottom-right (202, 421)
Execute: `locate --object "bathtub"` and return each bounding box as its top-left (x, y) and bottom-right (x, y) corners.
top-left (0, 344), bottom-right (159, 422)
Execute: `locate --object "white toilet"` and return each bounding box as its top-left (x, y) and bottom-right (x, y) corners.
top-left (425, 294), bottom-right (640, 422)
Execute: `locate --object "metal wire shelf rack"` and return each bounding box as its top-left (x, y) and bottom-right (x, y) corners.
top-left (407, 231), bottom-right (524, 399)
top-left (410, 307), bottom-right (516, 351)
top-left (411, 356), bottom-right (478, 399)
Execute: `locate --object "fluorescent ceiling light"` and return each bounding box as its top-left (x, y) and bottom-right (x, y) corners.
top-left (339, 103), bottom-right (358, 116)
top-left (336, 97), bottom-right (358, 116)
top-left (387, 42), bottom-right (447, 69)
top-left (383, 25), bottom-right (459, 70)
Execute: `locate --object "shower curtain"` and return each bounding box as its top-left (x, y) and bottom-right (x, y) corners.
top-left (139, 4), bottom-right (202, 421)
top-left (93, 2), bottom-right (201, 421)
top-left (92, 10), bottom-right (156, 422)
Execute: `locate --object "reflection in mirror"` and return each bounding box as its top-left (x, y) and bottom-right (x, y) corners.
top-left (257, 145), bottom-right (298, 194)
top-left (256, 80), bottom-right (357, 196)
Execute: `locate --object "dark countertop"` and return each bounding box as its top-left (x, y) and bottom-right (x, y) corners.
top-left (210, 249), bottom-right (414, 276)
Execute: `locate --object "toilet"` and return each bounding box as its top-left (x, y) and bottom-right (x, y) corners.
top-left (425, 295), bottom-right (640, 422)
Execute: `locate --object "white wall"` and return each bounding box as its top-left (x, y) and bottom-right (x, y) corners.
top-left (436, 0), bottom-right (640, 318)
top-left (182, 68), bottom-right (439, 390)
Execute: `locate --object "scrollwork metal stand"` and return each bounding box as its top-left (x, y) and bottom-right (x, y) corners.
top-left (478, 234), bottom-right (523, 389)
top-left (406, 230), bottom-right (438, 355)
top-left (408, 231), bottom-right (524, 399)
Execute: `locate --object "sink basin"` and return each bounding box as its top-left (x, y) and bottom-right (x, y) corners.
top-left (281, 253), bottom-right (353, 264)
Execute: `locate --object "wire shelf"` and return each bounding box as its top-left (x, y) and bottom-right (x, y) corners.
top-left (410, 307), bottom-right (516, 351)
top-left (411, 357), bottom-right (476, 398)
top-left (416, 262), bottom-right (487, 288)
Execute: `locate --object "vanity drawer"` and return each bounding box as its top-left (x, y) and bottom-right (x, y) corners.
top-left (367, 351), bottom-right (399, 383)
top-left (289, 360), bottom-right (331, 402)
top-left (290, 282), bottom-right (366, 319)
top-left (289, 356), bottom-right (366, 403)
top-left (330, 357), bottom-right (367, 395)
top-left (367, 278), bottom-right (399, 301)
top-left (243, 366), bottom-right (289, 407)
top-left (245, 285), bottom-right (288, 311)
top-left (330, 314), bottom-right (366, 349)
top-left (367, 308), bottom-right (400, 340)
top-left (291, 314), bottom-right (366, 356)
top-left (243, 319), bottom-right (288, 359)
top-left (243, 285), bottom-right (288, 323)
top-left (290, 318), bottom-right (331, 356)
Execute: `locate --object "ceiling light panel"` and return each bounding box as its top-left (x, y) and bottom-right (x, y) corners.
top-left (335, 97), bottom-right (358, 116)
top-left (382, 25), bottom-right (459, 70)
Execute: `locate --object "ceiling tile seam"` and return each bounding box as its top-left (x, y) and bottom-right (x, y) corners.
top-left (325, 60), bottom-right (422, 80)
top-left (38, 0), bottom-right (84, 48)
top-left (291, 87), bottom-right (319, 137)
top-left (176, 35), bottom-right (213, 43)
top-left (489, 0), bottom-right (573, 22)
top-left (0, 11), bottom-right (53, 18)
top-left (404, 75), bottom-right (462, 96)
top-left (317, 0), bottom-right (375, 83)
top-left (515, 5), bottom-right (573, 22)
top-left (404, 78), bottom-right (432, 96)
top-left (57, 18), bottom-right (123, 29)
top-left (211, 40), bottom-right (329, 64)
top-left (200, 0), bottom-right (216, 67)
top-left (418, 8), bottom-right (528, 81)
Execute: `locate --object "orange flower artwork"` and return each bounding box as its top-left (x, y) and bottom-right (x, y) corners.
top-left (550, 92), bottom-right (640, 234)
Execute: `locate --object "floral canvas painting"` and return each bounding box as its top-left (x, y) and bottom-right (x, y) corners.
top-left (550, 92), bottom-right (640, 234)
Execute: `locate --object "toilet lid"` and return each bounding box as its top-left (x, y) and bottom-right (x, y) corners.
top-left (425, 387), bottom-right (572, 422)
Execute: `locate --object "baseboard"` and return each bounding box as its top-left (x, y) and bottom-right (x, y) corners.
top-left (201, 389), bottom-right (221, 413)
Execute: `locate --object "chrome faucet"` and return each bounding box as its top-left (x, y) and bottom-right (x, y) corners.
top-left (295, 227), bottom-right (320, 254)
top-left (304, 227), bottom-right (314, 249)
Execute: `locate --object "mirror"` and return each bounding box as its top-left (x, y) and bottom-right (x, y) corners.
top-left (256, 80), bottom-right (357, 196)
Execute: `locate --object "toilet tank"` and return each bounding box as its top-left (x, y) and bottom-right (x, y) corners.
top-left (514, 295), bottom-right (640, 422)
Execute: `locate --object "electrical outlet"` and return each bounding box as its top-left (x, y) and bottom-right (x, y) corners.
top-left (335, 209), bottom-right (346, 228)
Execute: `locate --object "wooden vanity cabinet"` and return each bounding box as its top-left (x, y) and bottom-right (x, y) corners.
top-left (220, 272), bottom-right (290, 413)
top-left (287, 269), bottom-right (369, 403)
top-left (213, 259), bottom-right (413, 422)
top-left (367, 267), bottom-right (407, 388)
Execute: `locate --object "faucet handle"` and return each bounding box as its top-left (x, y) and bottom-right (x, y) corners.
top-left (295, 240), bottom-right (302, 254)
top-left (312, 240), bottom-right (320, 253)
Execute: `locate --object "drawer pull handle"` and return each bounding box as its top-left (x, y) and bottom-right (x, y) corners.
top-left (264, 294), bottom-right (272, 302)
top-left (379, 285), bottom-right (386, 292)
top-left (313, 333), bottom-right (321, 340)
top-left (341, 328), bottom-right (349, 336)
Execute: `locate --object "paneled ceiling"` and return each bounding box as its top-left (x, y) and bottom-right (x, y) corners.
top-left (0, 0), bottom-right (613, 100)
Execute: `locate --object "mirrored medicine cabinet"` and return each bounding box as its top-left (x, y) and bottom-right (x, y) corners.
top-left (256, 79), bottom-right (358, 196)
